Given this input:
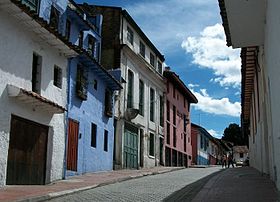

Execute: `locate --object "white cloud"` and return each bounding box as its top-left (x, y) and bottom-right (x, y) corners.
top-left (181, 24), bottom-right (241, 88)
top-left (208, 129), bottom-right (223, 139)
top-left (188, 83), bottom-right (200, 88)
top-left (125, 0), bottom-right (220, 53)
top-left (191, 88), bottom-right (241, 117)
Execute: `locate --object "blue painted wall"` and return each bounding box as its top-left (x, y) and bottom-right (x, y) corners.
top-left (65, 3), bottom-right (116, 175)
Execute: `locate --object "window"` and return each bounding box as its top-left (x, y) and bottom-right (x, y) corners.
top-left (127, 70), bottom-right (134, 108)
top-left (91, 123), bottom-right (97, 147)
top-left (167, 82), bottom-right (169, 93)
top-left (184, 134), bottom-right (187, 152)
top-left (173, 105), bottom-right (176, 125)
top-left (173, 127), bottom-right (176, 147)
top-left (150, 53), bottom-right (155, 67)
top-left (105, 90), bottom-right (113, 117)
top-left (93, 79), bottom-right (98, 90)
top-left (22, 0), bottom-right (40, 12)
top-left (65, 19), bottom-right (71, 40)
top-left (167, 100), bottom-right (170, 121)
top-left (200, 136), bottom-right (203, 149)
top-left (158, 61), bottom-right (162, 74)
top-left (140, 41), bottom-right (145, 57)
top-left (96, 43), bottom-right (100, 62)
top-left (167, 123), bottom-right (170, 145)
top-left (173, 85), bottom-right (176, 98)
top-left (240, 153), bottom-right (244, 158)
top-left (78, 31), bottom-right (84, 48)
top-left (50, 5), bottom-right (60, 30)
top-left (88, 35), bottom-right (95, 56)
top-left (139, 79), bottom-right (144, 116)
top-left (53, 65), bottom-right (62, 89)
top-left (32, 53), bottom-right (42, 94)
top-left (127, 26), bottom-right (134, 45)
top-left (183, 114), bottom-right (187, 132)
top-left (160, 95), bottom-right (164, 126)
top-left (76, 64), bottom-right (88, 100)
top-left (150, 88), bottom-right (155, 122)
top-left (104, 130), bottom-right (108, 152)
top-left (149, 133), bottom-right (155, 156)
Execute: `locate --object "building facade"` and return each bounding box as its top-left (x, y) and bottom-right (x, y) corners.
top-left (0, 0), bottom-right (78, 186)
top-left (81, 5), bottom-right (166, 169)
top-left (191, 123), bottom-right (220, 165)
top-left (163, 69), bottom-right (197, 167)
top-left (64, 1), bottom-right (121, 176)
top-left (218, 0), bottom-right (280, 189)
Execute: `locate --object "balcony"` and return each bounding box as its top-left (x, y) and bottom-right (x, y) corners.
top-left (21, 0), bottom-right (39, 12)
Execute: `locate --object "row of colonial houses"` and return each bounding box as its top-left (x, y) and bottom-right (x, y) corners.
top-left (0, 0), bottom-right (200, 186)
top-left (218, 0), bottom-right (280, 191)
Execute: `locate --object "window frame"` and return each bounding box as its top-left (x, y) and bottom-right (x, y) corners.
top-left (140, 41), bottom-right (145, 58)
top-left (150, 52), bottom-right (155, 67)
top-left (149, 133), bottom-right (155, 156)
top-left (91, 123), bottom-right (97, 148)
top-left (139, 79), bottom-right (144, 116)
top-left (104, 130), bottom-right (108, 152)
top-left (53, 65), bottom-right (62, 89)
top-left (127, 26), bottom-right (134, 45)
top-left (150, 88), bottom-right (155, 122)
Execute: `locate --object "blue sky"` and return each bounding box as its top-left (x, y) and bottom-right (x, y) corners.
top-left (76, 0), bottom-right (241, 138)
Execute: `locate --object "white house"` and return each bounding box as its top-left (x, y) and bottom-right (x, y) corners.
top-left (82, 5), bottom-right (165, 169)
top-left (218, 0), bottom-right (280, 190)
top-left (0, 0), bottom-right (77, 186)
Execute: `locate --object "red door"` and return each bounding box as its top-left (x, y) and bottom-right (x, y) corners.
top-left (6, 115), bottom-right (48, 185)
top-left (67, 119), bottom-right (79, 171)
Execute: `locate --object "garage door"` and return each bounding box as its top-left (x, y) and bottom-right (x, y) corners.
top-left (6, 115), bottom-right (48, 185)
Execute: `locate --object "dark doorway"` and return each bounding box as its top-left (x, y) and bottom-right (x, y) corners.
top-left (6, 115), bottom-right (48, 185)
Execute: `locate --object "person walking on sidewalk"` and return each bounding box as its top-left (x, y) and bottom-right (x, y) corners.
top-left (222, 154), bottom-right (227, 168)
top-left (228, 153), bottom-right (234, 168)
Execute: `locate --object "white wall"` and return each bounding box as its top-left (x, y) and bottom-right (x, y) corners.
top-left (0, 10), bottom-right (68, 186)
top-left (115, 17), bottom-right (165, 168)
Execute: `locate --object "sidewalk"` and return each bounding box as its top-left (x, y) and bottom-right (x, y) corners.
top-left (0, 166), bottom-right (184, 202)
top-left (192, 167), bottom-right (279, 202)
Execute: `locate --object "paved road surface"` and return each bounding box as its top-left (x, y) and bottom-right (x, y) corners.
top-left (48, 167), bottom-right (221, 202)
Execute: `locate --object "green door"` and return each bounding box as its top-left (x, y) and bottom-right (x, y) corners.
top-left (124, 125), bottom-right (138, 169)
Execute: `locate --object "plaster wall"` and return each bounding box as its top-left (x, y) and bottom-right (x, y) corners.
top-left (262, 0), bottom-right (280, 189)
top-left (0, 11), bottom-right (68, 186)
top-left (113, 17), bottom-right (165, 168)
top-left (164, 81), bottom-right (192, 166)
top-left (67, 58), bottom-right (114, 174)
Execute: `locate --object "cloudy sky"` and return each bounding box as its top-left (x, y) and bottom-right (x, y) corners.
top-left (77, 0), bottom-right (241, 138)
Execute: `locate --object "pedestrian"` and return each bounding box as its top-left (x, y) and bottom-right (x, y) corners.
top-left (228, 153), bottom-right (234, 168)
top-left (222, 154), bottom-right (227, 168)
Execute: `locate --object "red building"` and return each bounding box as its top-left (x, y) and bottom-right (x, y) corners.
top-left (163, 69), bottom-right (197, 167)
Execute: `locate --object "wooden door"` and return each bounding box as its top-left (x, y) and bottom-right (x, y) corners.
top-left (124, 125), bottom-right (138, 169)
top-left (67, 119), bottom-right (79, 171)
top-left (6, 115), bottom-right (48, 185)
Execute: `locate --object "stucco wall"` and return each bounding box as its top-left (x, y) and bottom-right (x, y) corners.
top-left (164, 80), bottom-right (192, 166)
top-left (263, 0), bottom-right (280, 189)
top-left (0, 10), bottom-right (68, 186)
top-left (67, 57), bottom-right (115, 174)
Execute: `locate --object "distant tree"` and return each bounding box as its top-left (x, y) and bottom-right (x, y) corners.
top-left (222, 123), bottom-right (246, 145)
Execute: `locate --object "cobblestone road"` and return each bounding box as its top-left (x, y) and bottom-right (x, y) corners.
top-left (48, 167), bottom-right (221, 202)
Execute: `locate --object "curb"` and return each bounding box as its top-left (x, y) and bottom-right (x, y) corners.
top-left (17, 167), bottom-right (185, 202)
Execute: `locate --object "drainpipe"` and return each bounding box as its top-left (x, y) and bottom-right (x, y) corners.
top-left (62, 58), bottom-right (71, 180)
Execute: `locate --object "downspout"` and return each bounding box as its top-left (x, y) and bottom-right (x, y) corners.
top-left (63, 58), bottom-right (72, 179)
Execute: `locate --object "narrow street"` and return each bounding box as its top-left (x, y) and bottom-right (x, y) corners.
top-left (48, 167), bottom-right (220, 202)
top-left (46, 167), bottom-right (278, 202)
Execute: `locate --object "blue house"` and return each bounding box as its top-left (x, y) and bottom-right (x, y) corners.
top-left (64, 1), bottom-right (122, 176)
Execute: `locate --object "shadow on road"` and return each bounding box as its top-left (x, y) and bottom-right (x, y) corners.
top-left (163, 169), bottom-right (224, 202)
